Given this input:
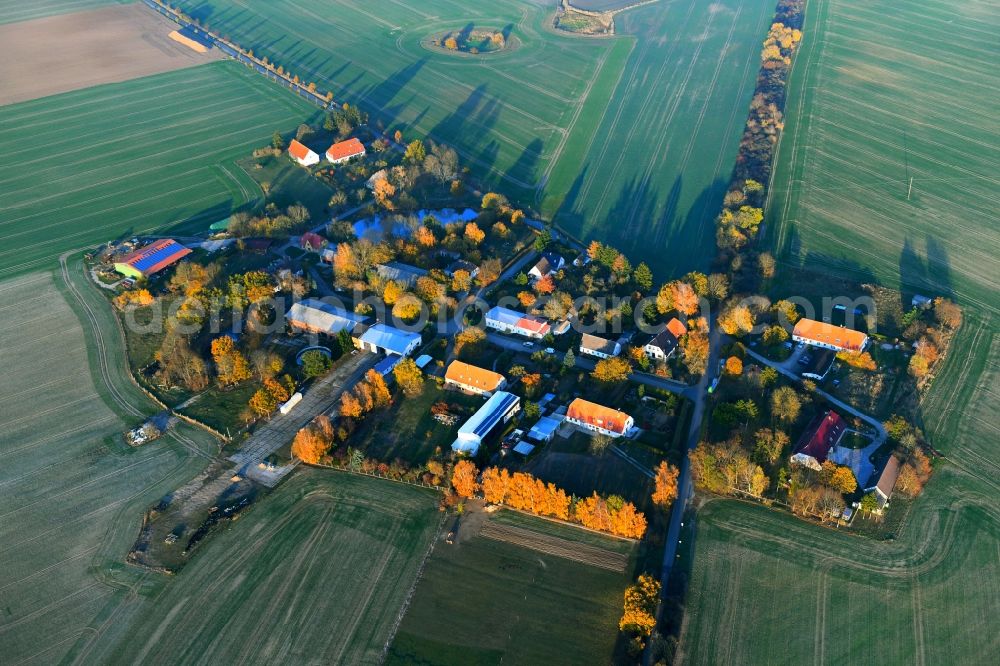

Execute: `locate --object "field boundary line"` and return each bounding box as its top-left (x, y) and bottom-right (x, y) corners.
top-left (380, 510), bottom-right (449, 664)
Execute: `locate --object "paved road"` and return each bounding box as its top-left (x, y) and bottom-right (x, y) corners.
top-left (484, 331), bottom-right (693, 398)
top-left (652, 323), bottom-right (723, 639)
top-left (443, 249), bottom-right (538, 337)
top-left (229, 351), bottom-right (377, 467)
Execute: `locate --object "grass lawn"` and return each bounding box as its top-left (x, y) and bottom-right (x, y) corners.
top-left (179, 382), bottom-right (259, 435)
top-left (354, 379), bottom-right (484, 464)
top-left (97, 469), bottom-right (442, 664)
top-left (169, 0), bottom-right (775, 278)
top-left (768, 0), bottom-right (1000, 319)
top-left (238, 153), bottom-right (334, 221)
top-left (0, 61), bottom-right (317, 280)
top-left (526, 437), bottom-right (658, 510)
top-left (388, 510), bottom-right (633, 665)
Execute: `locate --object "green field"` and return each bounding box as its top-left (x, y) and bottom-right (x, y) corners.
top-left (0, 0), bottom-right (124, 24)
top-left (170, 0), bottom-right (774, 275)
top-left (389, 510), bottom-right (634, 664)
top-left (0, 266), bottom-right (216, 664)
top-left (0, 61), bottom-right (316, 279)
top-left (92, 470), bottom-right (441, 663)
top-left (551, 0), bottom-right (776, 273)
top-left (678, 1), bottom-right (1000, 659)
top-left (768, 0), bottom-right (1000, 317)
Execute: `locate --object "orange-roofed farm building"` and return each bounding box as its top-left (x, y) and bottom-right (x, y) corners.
top-left (327, 137), bottom-right (366, 164)
top-left (792, 318), bottom-right (868, 353)
top-left (113, 239), bottom-right (192, 279)
top-left (565, 398), bottom-right (634, 438)
top-left (666, 317), bottom-right (687, 339)
top-left (288, 139), bottom-right (319, 166)
top-left (445, 360), bottom-right (506, 396)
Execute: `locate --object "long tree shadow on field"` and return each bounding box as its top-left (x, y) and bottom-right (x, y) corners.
top-left (504, 138), bottom-right (543, 188)
top-left (360, 59), bottom-right (429, 131)
top-left (164, 201), bottom-right (238, 238)
top-left (426, 84), bottom-right (503, 181)
top-left (549, 166), bottom-right (590, 238)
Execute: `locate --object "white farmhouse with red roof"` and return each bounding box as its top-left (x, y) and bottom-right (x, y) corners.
top-left (326, 137), bottom-right (365, 164)
top-left (484, 306), bottom-right (551, 339)
top-left (288, 139), bottom-right (319, 166)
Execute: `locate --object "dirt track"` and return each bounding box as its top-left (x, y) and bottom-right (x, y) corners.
top-left (0, 3), bottom-right (220, 106)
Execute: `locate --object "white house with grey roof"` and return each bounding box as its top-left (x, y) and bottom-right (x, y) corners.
top-left (375, 261), bottom-right (427, 288)
top-left (286, 299), bottom-right (368, 336)
top-left (579, 333), bottom-right (621, 359)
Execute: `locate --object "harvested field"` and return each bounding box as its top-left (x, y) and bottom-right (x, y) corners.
top-left (0, 61), bottom-right (316, 279)
top-left (94, 470), bottom-right (442, 664)
top-left (479, 519), bottom-right (630, 572)
top-left (0, 265), bottom-right (215, 664)
top-left (389, 510), bottom-right (635, 665)
top-left (0, 0), bottom-right (118, 25)
top-left (0, 3), bottom-right (220, 106)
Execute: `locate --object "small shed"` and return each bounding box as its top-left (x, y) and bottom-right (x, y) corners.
top-left (513, 441), bottom-right (535, 456)
top-left (527, 416), bottom-right (561, 443)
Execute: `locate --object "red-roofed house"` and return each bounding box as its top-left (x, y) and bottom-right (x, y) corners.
top-left (445, 360), bottom-right (507, 396)
top-left (288, 139), bottom-right (319, 166)
top-left (791, 410), bottom-right (847, 470)
top-left (300, 232), bottom-right (324, 251)
top-left (484, 306), bottom-right (551, 339)
top-left (326, 138), bottom-right (366, 164)
top-left (565, 398), bottom-right (634, 438)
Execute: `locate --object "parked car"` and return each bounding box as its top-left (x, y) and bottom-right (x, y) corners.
top-left (522, 341), bottom-right (535, 348)
top-left (544, 347), bottom-right (555, 355)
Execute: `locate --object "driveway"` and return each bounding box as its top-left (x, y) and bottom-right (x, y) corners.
top-left (228, 350), bottom-right (378, 468)
top-left (743, 346), bottom-right (887, 447)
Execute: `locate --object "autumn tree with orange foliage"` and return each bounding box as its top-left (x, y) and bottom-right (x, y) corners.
top-left (591, 356), bottom-right (631, 384)
top-left (291, 424), bottom-right (331, 464)
top-left (534, 274), bottom-right (556, 295)
top-left (211, 336), bottom-right (252, 385)
top-left (575, 492), bottom-right (647, 538)
top-left (478, 468), bottom-right (645, 537)
top-left (113, 289), bottom-right (154, 309)
top-left (364, 369), bottom-right (392, 407)
top-left (724, 355), bottom-right (743, 375)
top-left (452, 459), bottom-right (479, 497)
top-left (372, 177), bottom-right (396, 210)
top-left (415, 225), bottom-right (436, 247)
top-left (481, 467), bottom-right (510, 504)
top-left (837, 350), bottom-right (877, 371)
top-left (339, 391), bottom-right (364, 419)
top-left (517, 290), bottom-right (537, 307)
top-left (652, 461), bottom-right (679, 509)
top-left (464, 222), bottom-right (485, 245)
top-left (619, 574), bottom-right (660, 637)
